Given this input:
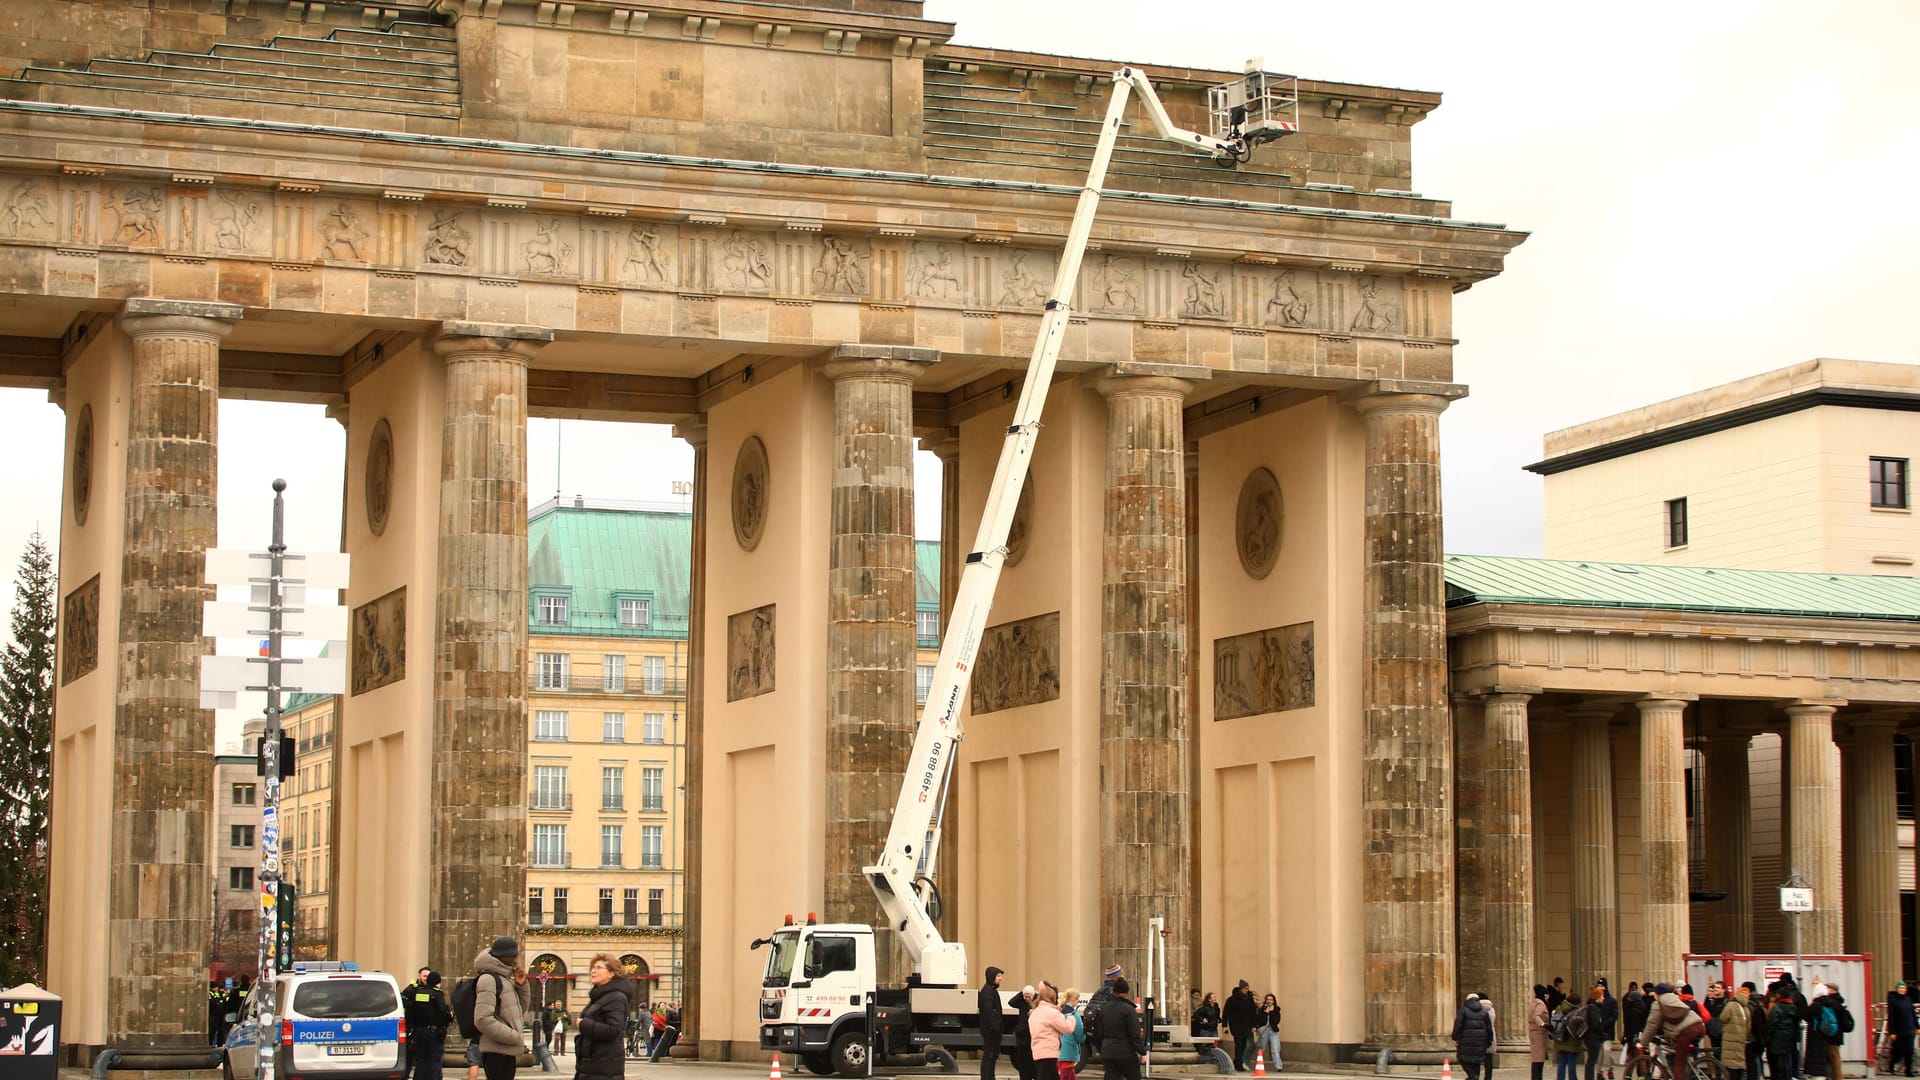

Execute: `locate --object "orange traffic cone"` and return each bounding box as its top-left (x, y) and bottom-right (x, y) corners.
top-left (1442, 1059), bottom-right (1453, 1080)
top-left (1255, 1051), bottom-right (1268, 1078)
top-left (770, 1055), bottom-right (783, 1080)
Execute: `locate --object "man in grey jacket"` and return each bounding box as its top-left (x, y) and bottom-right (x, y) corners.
top-left (473, 937), bottom-right (527, 1080)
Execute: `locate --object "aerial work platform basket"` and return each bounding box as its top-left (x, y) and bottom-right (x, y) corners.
top-left (1209, 62), bottom-right (1300, 151)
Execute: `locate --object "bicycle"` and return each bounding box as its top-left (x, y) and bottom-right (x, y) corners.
top-left (1622, 1037), bottom-right (1726, 1080)
top-left (626, 1015), bottom-right (644, 1058)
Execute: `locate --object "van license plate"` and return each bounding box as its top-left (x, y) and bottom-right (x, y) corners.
top-left (326, 1046), bottom-right (368, 1056)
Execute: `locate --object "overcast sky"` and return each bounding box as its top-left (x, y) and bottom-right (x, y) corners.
top-left (1, 0), bottom-right (1916, 626)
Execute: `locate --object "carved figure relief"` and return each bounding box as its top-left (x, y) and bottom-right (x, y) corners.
top-left (1, 179), bottom-right (55, 240)
top-left (999, 250), bottom-right (1049, 307)
top-left (620, 224), bottom-right (669, 283)
top-left (970, 611), bottom-right (1061, 715)
top-left (811, 235), bottom-right (868, 295)
top-left (319, 203), bottom-right (369, 260)
top-left (1182, 262), bottom-right (1226, 318)
top-left (732, 435), bottom-right (770, 551)
top-left (1266, 270), bottom-right (1313, 327)
top-left (68, 189), bottom-right (88, 245)
top-left (1214, 621), bottom-right (1314, 721)
top-left (1350, 275), bottom-right (1402, 334)
top-left (720, 231), bottom-right (773, 291)
top-left (1004, 479), bottom-right (1034, 567)
top-left (111, 186), bottom-right (163, 245)
top-left (350, 586), bottom-right (406, 696)
top-left (1092, 254), bottom-right (1139, 312)
top-left (212, 188), bottom-right (263, 252)
top-left (70, 403), bottom-right (92, 528)
top-left (727, 604), bottom-right (777, 701)
top-left (908, 243), bottom-right (962, 299)
top-left (60, 574), bottom-right (99, 686)
top-left (521, 218), bottom-right (574, 276)
top-left (364, 418), bottom-right (394, 538)
top-left (1235, 467), bottom-right (1282, 579)
top-left (424, 210), bottom-right (471, 267)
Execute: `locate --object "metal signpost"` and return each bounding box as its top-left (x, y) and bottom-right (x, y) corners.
top-left (201, 481), bottom-right (348, 1080)
top-left (1781, 872), bottom-right (1815, 988)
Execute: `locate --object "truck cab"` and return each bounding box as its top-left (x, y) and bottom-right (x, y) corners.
top-left (758, 920), bottom-right (880, 1077)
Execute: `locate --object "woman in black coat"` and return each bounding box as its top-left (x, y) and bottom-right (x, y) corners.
top-left (574, 954), bottom-right (633, 1080)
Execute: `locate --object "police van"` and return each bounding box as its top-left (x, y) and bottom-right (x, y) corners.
top-left (222, 963), bottom-right (407, 1080)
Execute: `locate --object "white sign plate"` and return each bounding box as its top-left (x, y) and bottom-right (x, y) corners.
top-left (286, 552), bottom-right (351, 590)
top-left (285, 652), bottom-right (347, 696)
top-left (200, 654), bottom-right (261, 694)
top-left (1780, 886), bottom-right (1814, 912)
top-left (205, 548), bottom-right (267, 586)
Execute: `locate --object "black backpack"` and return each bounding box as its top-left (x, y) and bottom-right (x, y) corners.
top-left (1837, 1003), bottom-right (1855, 1034)
top-left (452, 973), bottom-right (503, 1041)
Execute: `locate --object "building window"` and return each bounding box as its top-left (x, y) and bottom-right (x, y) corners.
top-left (535, 710), bottom-right (568, 741)
top-left (624, 888), bottom-right (640, 927)
top-left (233, 783), bottom-right (256, 806)
top-left (1872, 456), bottom-right (1909, 509)
top-left (916, 664), bottom-right (935, 705)
top-left (643, 713), bottom-right (665, 745)
top-left (231, 825), bottom-right (255, 848)
top-left (1665, 497), bottom-right (1688, 549)
top-left (533, 824), bottom-right (566, 868)
top-left (602, 766), bottom-right (625, 811)
top-left (601, 825), bottom-right (623, 869)
top-left (533, 765), bottom-right (570, 810)
top-left (229, 867), bottom-right (254, 890)
top-left (648, 888), bottom-right (664, 927)
top-left (641, 825), bottom-right (663, 869)
top-left (528, 887), bottom-right (544, 927)
top-left (536, 652), bottom-right (570, 691)
top-left (537, 594), bottom-right (569, 626)
top-left (604, 654), bottom-right (626, 693)
top-left (916, 609), bottom-right (939, 642)
top-left (620, 597), bottom-right (651, 630)
top-left (599, 887), bottom-right (615, 928)
top-left (642, 767), bottom-right (665, 812)
top-left (553, 887), bottom-right (569, 926)
top-left (603, 712), bottom-right (625, 743)
top-left (642, 655), bottom-right (666, 694)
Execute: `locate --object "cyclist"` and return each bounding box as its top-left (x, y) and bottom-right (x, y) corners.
top-left (1637, 983), bottom-right (1707, 1080)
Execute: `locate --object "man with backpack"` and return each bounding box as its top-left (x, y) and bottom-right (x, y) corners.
top-left (1806, 987), bottom-right (1852, 1080)
top-left (457, 936), bottom-right (527, 1080)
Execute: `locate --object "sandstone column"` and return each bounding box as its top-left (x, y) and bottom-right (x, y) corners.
top-left (428, 322), bottom-right (550, 977)
top-left (923, 430), bottom-right (962, 944)
top-left (1483, 691), bottom-right (1538, 1047)
top-left (1567, 706), bottom-right (1618, 991)
top-left (1638, 697), bottom-right (1692, 977)
top-left (1785, 701), bottom-right (1844, 953)
top-left (1454, 696), bottom-right (1487, 1007)
top-left (1842, 718), bottom-right (1899, 997)
top-left (1097, 371), bottom-right (1194, 999)
top-left (823, 345), bottom-right (935, 987)
top-left (110, 298), bottom-right (239, 1048)
top-left (1704, 732), bottom-right (1754, 951)
top-left (674, 418), bottom-right (708, 1052)
top-left (1354, 390), bottom-right (1454, 1050)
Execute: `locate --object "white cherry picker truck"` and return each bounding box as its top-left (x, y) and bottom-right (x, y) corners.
top-left (753, 63), bottom-right (1299, 1078)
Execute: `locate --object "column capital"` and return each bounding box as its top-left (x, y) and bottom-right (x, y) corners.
top-left (429, 321), bottom-right (553, 362)
top-left (117, 296), bottom-right (242, 340)
top-left (1561, 702), bottom-right (1620, 724)
top-left (1474, 685), bottom-right (1542, 703)
top-left (672, 417), bottom-right (709, 450)
top-left (1093, 364), bottom-right (1203, 399)
top-left (1635, 694), bottom-right (1697, 713)
top-left (1781, 698), bottom-right (1846, 720)
top-left (824, 344), bottom-right (938, 383)
top-left (1349, 379), bottom-right (1467, 418)
top-left (918, 429), bottom-right (959, 461)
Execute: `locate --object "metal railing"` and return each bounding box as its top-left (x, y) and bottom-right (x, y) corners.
top-left (533, 676), bottom-right (688, 696)
top-left (530, 851), bottom-right (572, 869)
top-left (531, 793), bottom-right (573, 811)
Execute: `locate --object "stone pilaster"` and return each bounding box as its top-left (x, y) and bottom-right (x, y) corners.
top-left (428, 321), bottom-right (550, 979)
top-left (1483, 692), bottom-right (1537, 1047)
top-left (1704, 733), bottom-right (1754, 951)
top-left (923, 431), bottom-right (961, 944)
top-left (1637, 697), bottom-right (1691, 976)
top-left (1096, 372), bottom-right (1194, 1000)
top-left (1841, 718), bottom-right (1899, 996)
top-left (1453, 696), bottom-right (1487, 1006)
top-left (674, 418), bottom-right (708, 1052)
top-left (823, 345), bottom-right (934, 988)
top-left (1567, 706), bottom-right (1618, 992)
top-left (1353, 391), bottom-right (1454, 1051)
top-left (1785, 701), bottom-right (1844, 953)
top-left (110, 297), bottom-right (239, 1048)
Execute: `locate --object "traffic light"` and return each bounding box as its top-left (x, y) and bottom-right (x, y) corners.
top-left (275, 882), bottom-right (297, 969)
top-left (256, 733), bottom-right (295, 779)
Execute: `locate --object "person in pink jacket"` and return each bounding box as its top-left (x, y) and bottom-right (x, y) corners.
top-left (1030, 983), bottom-right (1077, 1080)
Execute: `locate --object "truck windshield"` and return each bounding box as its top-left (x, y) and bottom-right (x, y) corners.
top-left (762, 931), bottom-right (800, 987)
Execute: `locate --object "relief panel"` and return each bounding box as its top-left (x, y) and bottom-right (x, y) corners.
top-left (971, 610), bottom-right (1061, 716)
top-left (727, 603), bottom-right (777, 702)
top-left (60, 574), bottom-right (99, 686)
top-left (1213, 620), bottom-right (1314, 721)
top-left (351, 586), bottom-right (407, 696)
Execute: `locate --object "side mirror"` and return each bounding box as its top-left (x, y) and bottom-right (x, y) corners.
top-left (750, 938), bottom-right (768, 950)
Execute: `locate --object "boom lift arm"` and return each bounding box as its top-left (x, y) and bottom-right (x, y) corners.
top-left (862, 65), bottom-right (1297, 986)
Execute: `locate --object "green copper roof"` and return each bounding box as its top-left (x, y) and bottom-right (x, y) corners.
top-left (530, 504), bottom-right (692, 638)
top-left (1445, 554), bottom-right (1920, 621)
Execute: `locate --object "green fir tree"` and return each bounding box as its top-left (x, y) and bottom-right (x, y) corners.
top-left (0, 531), bottom-right (55, 986)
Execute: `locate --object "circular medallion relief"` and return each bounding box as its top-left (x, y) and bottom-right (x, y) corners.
top-left (732, 435), bottom-right (770, 551)
top-left (1235, 466), bottom-right (1283, 579)
top-left (364, 418), bottom-right (394, 537)
top-left (1004, 479), bottom-right (1035, 567)
top-left (70, 403), bottom-right (93, 527)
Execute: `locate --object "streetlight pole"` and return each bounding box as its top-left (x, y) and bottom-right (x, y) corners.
top-left (254, 480), bottom-right (289, 1080)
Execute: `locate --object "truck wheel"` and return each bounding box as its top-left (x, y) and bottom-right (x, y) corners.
top-left (830, 1030), bottom-right (869, 1078)
top-left (804, 1053), bottom-right (836, 1076)
top-left (925, 1047), bottom-right (958, 1073)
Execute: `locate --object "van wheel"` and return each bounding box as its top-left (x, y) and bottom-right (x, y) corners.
top-left (925, 1047), bottom-right (957, 1073)
top-left (804, 1053), bottom-right (836, 1076)
top-left (830, 1030), bottom-right (868, 1078)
